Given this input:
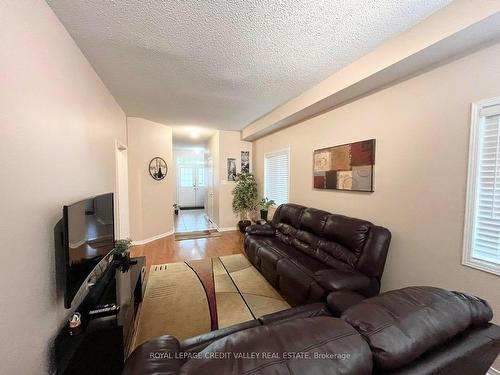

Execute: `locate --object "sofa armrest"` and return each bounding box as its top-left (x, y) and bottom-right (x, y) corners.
top-left (326, 290), bottom-right (366, 316)
top-left (245, 224), bottom-right (275, 236)
top-left (258, 303), bottom-right (331, 325)
top-left (313, 268), bottom-right (378, 296)
top-left (180, 319), bottom-right (260, 353)
top-left (123, 335), bottom-right (182, 375)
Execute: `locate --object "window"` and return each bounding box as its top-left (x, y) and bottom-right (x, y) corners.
top-left (179, 167), bottom-right (194, 187)
top-left (197, 168), bottom-right (205, 187)
top-left (463, 97), bottom-right (500, 276)
top-left (264, 149), bottom-right (289, 205)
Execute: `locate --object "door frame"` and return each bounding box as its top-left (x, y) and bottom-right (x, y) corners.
top-left (114, 140), bottom-right (130, 239)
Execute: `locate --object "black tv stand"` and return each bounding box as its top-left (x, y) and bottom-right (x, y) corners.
top-left (54, 256), bottom-right (145, 375)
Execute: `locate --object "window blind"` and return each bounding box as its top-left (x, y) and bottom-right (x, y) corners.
top-left (264, 149), bottom-right (289, 205)
top-left (472, 112), bottom-right (500, 266)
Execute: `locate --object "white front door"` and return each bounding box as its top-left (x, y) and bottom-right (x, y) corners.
top-left (178, 166), bottom-right (196, 207)
top-left (195, 167), bottom-right (207, 207)
top-left (206, 156), bottom-right (214, 220)
top-left (177, 165), bottom-right (207, 208)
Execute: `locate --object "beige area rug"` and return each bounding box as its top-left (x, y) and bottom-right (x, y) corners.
top-left (174, 229), bottom-right (222, 241)
top-left (131, 262), bottom-right (211, 350)
top-left (215, 255), bottom-right (290, 328)
top-left (130, 254), bottom-right (290, 353)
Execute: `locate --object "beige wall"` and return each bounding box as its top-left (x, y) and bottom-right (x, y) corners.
top-left (207, 131), bottom-right (253, 229)
top-left (253, 43), bottom-right (500, 327)
top-left (128, 117), bottom-right (174, 241)
top-left (0, 1), bottom-right (127, 373)
top-left (208, 132), bottom-right (221, 225)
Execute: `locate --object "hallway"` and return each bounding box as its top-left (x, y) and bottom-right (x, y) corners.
top-left (174, 209), bottom-right (217, 233)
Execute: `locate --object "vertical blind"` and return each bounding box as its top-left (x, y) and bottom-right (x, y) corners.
top-left (472, 110), bottom-right (500, 266)
top-left (264, 149), bottom-right (289, 205)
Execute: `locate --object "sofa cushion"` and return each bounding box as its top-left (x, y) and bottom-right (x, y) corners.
top-left (316, 238), bottom-right (358, 269)
top-left (180, 317), bottom-right (373, 375)
top-left (245, 224), bottom-right (275, 236)
top-left (181, 320), bottom-right (261, 354)
top-left (313, 268), bottom-right (377, 296)
top-left (341, 286), bottom-right (494, 371)
top-left (322, 214), bottom-right (371, 255)
top-left (277, 258), bottom-right (325, 305)
top-left (326, 290), bottom-right (366, 317)
top-left (292, 229), bottom-right (321, 254)
top-left (258, 302), bottom-right (331, 325)
top-left (297, 208), bottom-right (329, 235)
top-left (274, 244), bottom-right (329, 276)
top-left (123, 335), bottom-right (182, 375)
top-left (275, 222), bottom-right (298, 246)
top-left (384, 324), bottom-right (500, 375)
top-left (273, 203), bottom-right (304, 228)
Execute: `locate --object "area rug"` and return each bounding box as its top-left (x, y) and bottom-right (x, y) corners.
top-left (174, 229), bottom-right (222, 241)
top-left (130, 254), bottom-right (290, 352)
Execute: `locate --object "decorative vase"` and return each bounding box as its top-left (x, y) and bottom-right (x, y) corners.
top-left (238, 220), bottom-right (251, 234)
top-left (260, 210), bottom-right (268, 221)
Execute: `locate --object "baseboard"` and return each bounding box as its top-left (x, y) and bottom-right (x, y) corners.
top-left (488, 367), bottom-right (500, 375)
top-left (217, 226), bottom-right (237, 232)
top-left (208, 220), bottom-right (237, 233)
top-left (132, 229), bottom-right (174, 245)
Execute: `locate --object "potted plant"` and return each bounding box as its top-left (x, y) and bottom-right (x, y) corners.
top-left (259, 198), bottom-right (276, 221)
top-left (173, 203), bottom-right (179, 215)
top-left (113, 238), bottom-right (132, 272)
top-left (232, 172), bottom-right (258, 233)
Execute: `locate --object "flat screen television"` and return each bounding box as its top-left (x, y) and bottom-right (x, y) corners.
top-left (62, 193), bottom-right (115, 308)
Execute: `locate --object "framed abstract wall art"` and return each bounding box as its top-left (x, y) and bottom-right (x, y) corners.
top-left (313, 139), bottom-right (375, 192)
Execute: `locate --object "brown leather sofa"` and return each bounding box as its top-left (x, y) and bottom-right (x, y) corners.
top-left (244, 203), bottom-right (392, 305)
top-left (123, 287), bottom-right (500, 374)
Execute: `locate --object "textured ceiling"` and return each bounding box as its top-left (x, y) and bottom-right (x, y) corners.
top-left (47, 0), bottom-right (450, 130)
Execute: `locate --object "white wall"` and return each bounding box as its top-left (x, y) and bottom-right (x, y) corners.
top-left (207, 132), bottom-right (221, 225)
top-left (218, 131), bottom-right (253, 228)
top-left (253, 43), bottom-right (500, 332)
top-left (127, 118), bottom-right (174, 242)
top-left (0, 1), bottom-right (127, 373)
top-left (207, 131), bottom-right (253, 229)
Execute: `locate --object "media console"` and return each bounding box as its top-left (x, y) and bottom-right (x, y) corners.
top-left (54, 256), bottom-right (146, 375)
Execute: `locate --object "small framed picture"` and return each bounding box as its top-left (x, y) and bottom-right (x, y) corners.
top-left (227, 158), bottom-right (237, 181)
top-left (241, 151), bottom-right (250, 173)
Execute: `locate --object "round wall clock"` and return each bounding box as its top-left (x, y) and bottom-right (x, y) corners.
top-left (149, 157), bottom-right (168, 181)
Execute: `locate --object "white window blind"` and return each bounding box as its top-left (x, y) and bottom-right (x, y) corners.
top-left (464, 98), bottom-right (500, 275)
top-left (264, 149), bottom-right (289, 206)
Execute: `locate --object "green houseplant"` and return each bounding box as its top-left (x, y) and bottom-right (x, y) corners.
top-left (113, 238), bottom-right (132, 272)
top-left (259, 197), bottom-right (276, 221)
top-left (232, 172), bottom-right (258, 233)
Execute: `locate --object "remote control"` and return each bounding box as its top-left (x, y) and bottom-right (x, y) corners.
top-left (88, 303), bottom-right (120, 316)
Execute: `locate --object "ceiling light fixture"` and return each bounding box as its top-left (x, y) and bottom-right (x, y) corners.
top-left (190, 129), bottom-right (199, 139)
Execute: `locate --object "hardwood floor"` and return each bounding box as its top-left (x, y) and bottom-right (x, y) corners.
top-left (130, 230), bottom-right (244, 267)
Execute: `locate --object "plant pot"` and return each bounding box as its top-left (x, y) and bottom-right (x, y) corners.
top-left (260, 210), bottom-right (268, 221)
top-left (114, 252), bottom-right (131, 272)
top-left (174, 209), bottom-right (179, 215)
top-left (238, 220), bottom-right (252, 234)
